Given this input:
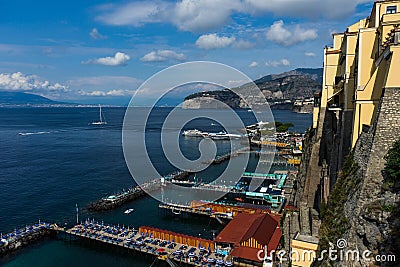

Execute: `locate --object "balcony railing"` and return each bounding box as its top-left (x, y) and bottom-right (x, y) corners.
top-left (381, 13), bottom-right (400, 24)
top-left (334, 74), bottom-right (345, 87)
top-left (381, 28), bottom-right (400, 52)
top-left (327, 103), bottom-right (344, 110)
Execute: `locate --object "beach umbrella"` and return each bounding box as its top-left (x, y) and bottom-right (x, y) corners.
top-left (216, 259), bottom-right (224, 265)
top-left (225, 261), bottom-right (233, 266)
top-left (207, 258), bottom-right (215, 263)
top-left (188, 252), bottom-right (196, 257)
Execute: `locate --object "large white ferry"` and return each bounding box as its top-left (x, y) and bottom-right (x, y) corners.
top-left (182, 129), bottom-right (204, 137)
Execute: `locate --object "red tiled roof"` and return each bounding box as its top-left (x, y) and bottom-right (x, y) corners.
top-left (215, 213), bottom-right (281, 247)
top-left (267, 226), bottom-right (282, 252)
top-left (215, 213), bottom-right (264, 245)
top-left (230, 247), bottom-right (263, 262)
top-left (230, 227), bottom-right (282, 263)
top-left (252, 214), bottom-right (279, 246)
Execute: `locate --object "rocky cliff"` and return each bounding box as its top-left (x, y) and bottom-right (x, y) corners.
top-left (318, 88), bottom-right (400, 267)
top-left (182, 68), bottom-right (322, 109)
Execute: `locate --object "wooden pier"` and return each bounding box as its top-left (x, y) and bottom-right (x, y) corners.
top-left (201, 148), bottom-right (249, 165)
top-left (59, 220), bottom-right (233, 267)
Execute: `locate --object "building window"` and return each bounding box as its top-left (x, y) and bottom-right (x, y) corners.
top-left (387, 6), bottom-right (397, 14)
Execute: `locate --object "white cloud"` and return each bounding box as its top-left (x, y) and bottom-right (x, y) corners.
top-left (171, 0), bottom-right (242, 32)
top-left (244, 0), bottom-right (374, 20)
top-left (82, 52), bottom-right (130, 66)
top-left (0, 72), bottom-right (68, 92)
top-left (232, 39), bottom-right (254, 49)
top-left (96, 0), bottom-right (241, 33)
top-left (226, 79), bottom-right (247, 87)
top-left (140, 50), bottom-right (186, 62)
top-left (90, 28), bottom-right (107, 40)
top-left (79, 89), bottom-right (134, 97)
top-left (249, 61), bottom-right (258, 68)
top-left (195, 34), bottom-right (236, 49)
top-left (68, 76), bottom-right (141, 88)
top-left (95, 0), bottom-right (371, 32)
top-left (281, 59), bottom-right (291, 66)
top-left (95, 2), bottom-right (167, 27)
top-left (266, 20), bottom-right (317, 46)
top-left (265, 59), bottom-right (291, 67)
top-left (68, 76), bottom-right (140, 98)
top-left (305, 52), bottom-right (316, 57)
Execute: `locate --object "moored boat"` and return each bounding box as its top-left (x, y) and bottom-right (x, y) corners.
top-left (124, 208), bottom-right (134, 214)
top-left (182, 129), bottom-right (204, 137)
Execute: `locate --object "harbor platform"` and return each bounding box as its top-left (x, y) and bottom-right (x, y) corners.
top-left (159, 201), bottom-right (272, 223)
top-left (63, 220), bottom-right (233, 266)
top-left (0, 221), bottom-right (54, 256)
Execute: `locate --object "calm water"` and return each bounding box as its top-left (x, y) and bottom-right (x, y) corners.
top-left (0, 107), bottom-right (311, 266)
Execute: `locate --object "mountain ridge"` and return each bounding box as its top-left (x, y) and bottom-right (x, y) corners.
top-left (0, 91), bottom-right (82, 107)
top-left (0, 91), bottom-right (61, 105)
top-left (183, 68), bottom-right (322, 110)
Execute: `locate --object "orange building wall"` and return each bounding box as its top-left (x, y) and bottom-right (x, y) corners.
top-left (139, 226), bottom-right (215, 250)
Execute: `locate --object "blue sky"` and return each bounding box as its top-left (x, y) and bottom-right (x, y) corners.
top-left (0, 0), bottom-right (375, 105)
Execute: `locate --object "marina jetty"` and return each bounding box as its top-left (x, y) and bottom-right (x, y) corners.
top-left (201, 148), bottom-right (249, 165)
top-left (1, 211), bottom-right (282, 266)
top-left (0, 221), bottom-right (55, 256)
top-left (159, 200), bottom-right (271, 223)
top-left (87, 171), bottom-right (193, 212)
top-left (88, 170), bottom-right (290, 214)
top-left (62, 219), bottom-right (232, 267)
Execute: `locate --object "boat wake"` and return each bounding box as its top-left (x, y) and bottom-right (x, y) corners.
top-left (18, 131), bottom-right (51, 136)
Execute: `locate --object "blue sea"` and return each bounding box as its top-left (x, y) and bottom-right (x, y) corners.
top-left (0, 107), bottom-right (311, 266)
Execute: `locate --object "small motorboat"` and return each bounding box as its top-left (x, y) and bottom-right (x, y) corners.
top-left (124, 208), bottom-right (134, 214)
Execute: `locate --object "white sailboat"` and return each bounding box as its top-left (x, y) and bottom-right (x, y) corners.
top-left (91, 104), bottom-right (107, 125)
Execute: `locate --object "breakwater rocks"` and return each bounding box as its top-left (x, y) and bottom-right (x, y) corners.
top-left (0, 222), bottom-right (53, 256)
top-left (87, 171), bottom-right (193, 212)
top-left (87, 187), bottom-right (147, 212)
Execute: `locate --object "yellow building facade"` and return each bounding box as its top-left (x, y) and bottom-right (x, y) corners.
top-left (315, 0), bottom-right (400, 148)
top-left (290, 234), bottom-right (319, 267)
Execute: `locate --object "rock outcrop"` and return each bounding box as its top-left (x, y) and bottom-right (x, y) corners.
top-left (182, 68), bottom-right (322, 109)
top-left (318, 88), bottom-right (400, 267)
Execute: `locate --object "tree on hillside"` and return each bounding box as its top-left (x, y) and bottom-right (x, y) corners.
top-left (384, 139), bottom-right (400, 191)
